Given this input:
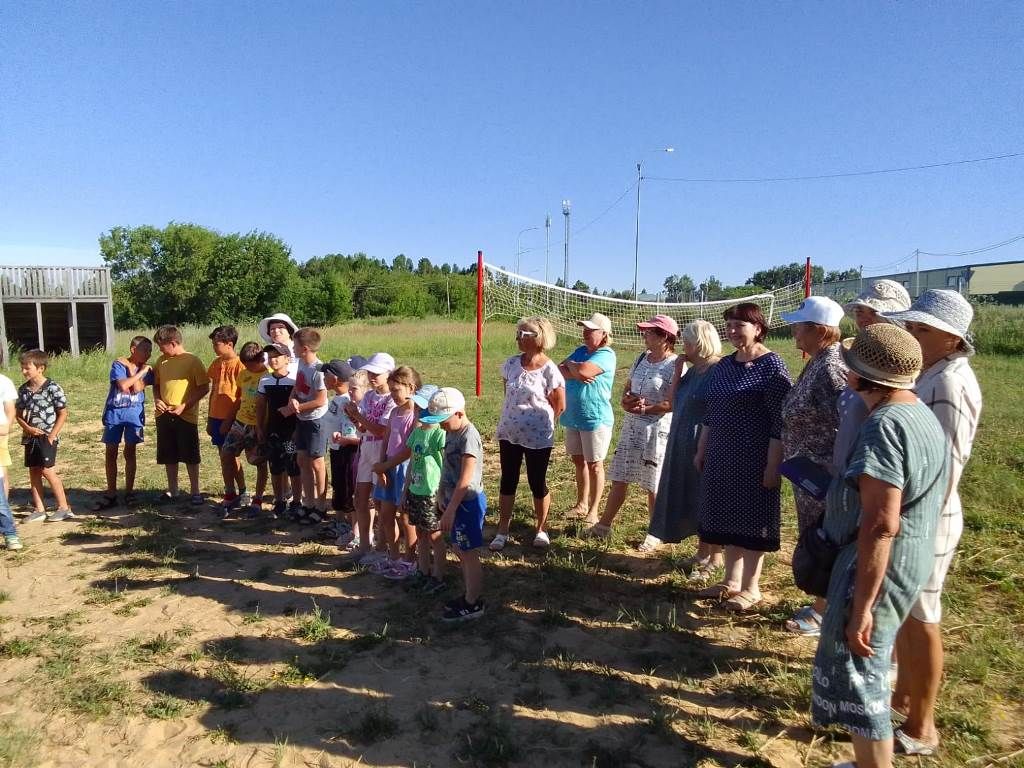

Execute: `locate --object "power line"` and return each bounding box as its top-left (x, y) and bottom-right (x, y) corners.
top-left (518, 178), bottom-right (638, 256)
top-left (645, 150), bottom-right (1024, 184)
top-left (918, 232), bottom-right (1024, 258)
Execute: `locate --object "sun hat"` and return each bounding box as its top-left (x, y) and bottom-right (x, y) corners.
top-left (411, 383), bottom-right (439, 409)
top-left (636, 314), bottom-right (680, 338)
top-left (359, 352), bottom-right (396, 375)
top-left (320, 359), bottom-right (355, 380)
top-left (577, 312), bottom-right (612, 334)
top-left (881, 289), bottom-right (975, 356)
top-left (841, 324), bottom-right (922, 390)
top-left (258, 312), bottom-right (298, 344)
top-left (844, 280), bottom-right (911, 316)
top-left (262, 342), bottom-right (291, 358)
top-left (782, 296), bottom-right (845, 327)
top-left (419, 386), bottom-right (466, 424)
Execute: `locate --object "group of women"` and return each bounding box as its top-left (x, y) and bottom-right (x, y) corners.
top-left (494, 280), bottom-right (982, 768)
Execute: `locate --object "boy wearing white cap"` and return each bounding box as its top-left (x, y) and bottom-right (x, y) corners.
top-left (420, 387), bottom-right (487, 621)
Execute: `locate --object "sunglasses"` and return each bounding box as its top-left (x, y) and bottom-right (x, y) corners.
top-left (516, 330), bottom-right (538, 339)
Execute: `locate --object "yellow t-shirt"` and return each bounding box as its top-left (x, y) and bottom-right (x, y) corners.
top-left (155, 352), bottom-right (210, 425)
top-left (207, 356), bottom-right (244, 420)
top-left (235, 368), bottom-right (267, 427)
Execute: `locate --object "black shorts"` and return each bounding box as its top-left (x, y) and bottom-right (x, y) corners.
top-left (266, 434), bottom-right (300, 477)
top-left (24, 435), bottom-right (58, 468)
top-left (156, 413), bottom-right (201, 466)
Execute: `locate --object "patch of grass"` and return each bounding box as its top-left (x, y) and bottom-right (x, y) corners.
top-left (452, 713), bottom-right (521, 767)
top-left (0, 636), bottom-right (39, 658)
top-left (0, 717), bottom-right (39, 768)
top-left (123, 633), bottom-right (178, 663)
top-left (347, 623), bottom-right (389, 652)
top-left (206, 724), bottom-right (238, 744)
top-left (617, 602), bottom-right (684, 633)
top-left (112, 597), bottom-right (153, 617)
top-left (415, 703), bottom-right (441, 731)
top-left (346, 702), bottom-right (399, 744)
top-left (241, 604), bottom-right (264, 624)
top-left (83, 581), bottom-right (126, 605)
top-left (59, 673), bottom-right (132, 717)
top-left (645, 703), bottom-right (680, 740)
top-left (142, 693), bottom-right (189, 719)
top-left (208, 661), bottom-right (267, 708)
top-left (274, 657), bottom-right (316, 686)
top-left (295, 600), bottom-right (332, 643)
top-left (0, 591), bottom-right (10, 603)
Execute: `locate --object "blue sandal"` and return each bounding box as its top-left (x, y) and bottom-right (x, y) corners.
top-left (785, 605), bottom-right (822, 636)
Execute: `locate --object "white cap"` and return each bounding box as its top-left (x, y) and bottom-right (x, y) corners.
top-left (420, 386), bottom-right (466, 424)
top-left (359, 352), bottom-right (396, 375)
top-left (781, 296), bottom-right (845, 327)
top-left (577, 312), bottom-right (612, 334)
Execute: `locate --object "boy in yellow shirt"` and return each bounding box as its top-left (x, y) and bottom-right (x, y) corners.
top-left (153, 326), bottom-right (210, 505)
top-left (219, 342), bottom-right (270, 519)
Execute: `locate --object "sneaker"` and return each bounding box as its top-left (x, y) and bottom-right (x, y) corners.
top-left (287, 499), bottom-right (302, 518)
top-left (382, 561), bottom-right (417, 580)
top-left (442, 596), bottom-right (485, 622)
top-left (403, 570), bottom-right (429, 590)
top-left (238, 491), bottom-right (252, 509)
top-left (358, 551), bottom-right (387, 568)
top-left (245, 498), bottom-right (263, 519)
top-left (488, 533), bottom-right (508, 552)
top-left (3, 535), bottom-right (23, 551)
top-left (370, 557), bottom-right (398, 575)
top-left (221, 494), bottom-right (240, 510)
top-left (272, 500), bottom-right (287, 519)
top-left (45, 509), bottom-right (75, 522)
top-left (23, 511), bottom-right (47, 523)
top-left (335, 529), bottom-right (356, 547)
top-left (421, 576), bottom-right (446, 595)
top-left (532, 531), bottom-right (551, 549)
top-left (189, 493), bottom-right (205, 507)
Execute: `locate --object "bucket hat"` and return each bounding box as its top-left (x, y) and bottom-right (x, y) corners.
top-left (844, 280), bottom-right (912, 316)
top-left (782, 296), bottom-right (845, 327)
top-left (882, 289), bottom-right (975, 356)
top-left (636, 314), bottom-right (679, 338)
top-left (841, 324), bottom-right (922, 390)
top-left (258, 312), bottom-right (298, 344)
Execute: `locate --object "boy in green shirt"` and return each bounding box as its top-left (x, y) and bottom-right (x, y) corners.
top-left (400, 385), bottom-right (446, 593)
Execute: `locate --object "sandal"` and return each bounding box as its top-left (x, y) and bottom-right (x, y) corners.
top-left (582, 523), bottom-right (611, 539)
top-left (724, 590), bottom-right (762, 613)
top-left (637, 534), bottom-right (662, 553)
top-left (695, 583), bottom-right (738, 599)
top-left (489, 533), bottom-right (508, 551)
top-left (89, 494), bottom-right (118, 512)
top-left (894, 728), bottom-right (938, 756)
top-left (785, 605), bottom-right (823, 636)
top-left (565, 503), bottom-right (588, 519)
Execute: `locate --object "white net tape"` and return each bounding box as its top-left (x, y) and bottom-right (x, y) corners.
top-left (483, 263), bottom-right (807, 349)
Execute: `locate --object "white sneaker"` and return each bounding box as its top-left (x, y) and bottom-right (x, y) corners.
top-left (489, 533), bottom-right (508, 551)
top-left (238, 491), bottom-right (252, 508)
top-left (45, 509), bottom-right (76, 522)
top-left (23, 511), bottom-right (47, 523)
top-left (532, 531), bottom-right (551, 549)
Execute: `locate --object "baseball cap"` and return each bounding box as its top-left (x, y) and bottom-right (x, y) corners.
top-left (348, 355), bottom-right (368, 370)
top-left (419, 386), bottom-right (466, 424)
top-left (263, 343), bottom-right (291, 358)
top-left (781, 296), bottom-right (845, 327)
top-left (411, 383), bottom-right (439, 409)
top-left (636, 314), bottom-right (679, 338)
top-left (320, 359), bottom-right (355, 380)
top-left (577, 312), bottom-right (612, 334)
top-left (360, 352), bottom-right (396, 375)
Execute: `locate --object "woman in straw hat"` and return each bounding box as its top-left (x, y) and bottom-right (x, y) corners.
top-left (811, 324), bottom-right (948, 768)
top-left (779, 296), bottom-right (848, 635)
top-left (883, 290), bottom-right (982, 756)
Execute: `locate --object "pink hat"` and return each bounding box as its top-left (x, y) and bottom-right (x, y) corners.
top-left (636, 314), bottom-right (679, 338)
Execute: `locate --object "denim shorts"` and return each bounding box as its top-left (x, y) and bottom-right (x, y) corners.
top-left (294, 418), bottom-right (328, 458)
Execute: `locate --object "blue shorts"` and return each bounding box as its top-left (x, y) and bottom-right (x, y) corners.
top-left (102, 423), bottom-right (144, 446)
top-left (372, 461), bottom-right (407, 505)
top-left (207, 417), bottom-right (228, 447)
top-left (450, 492), bottom-right (487, 552)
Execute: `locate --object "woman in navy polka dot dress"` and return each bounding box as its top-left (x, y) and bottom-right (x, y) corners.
top-left (695, 303), bottom-right (792, 612)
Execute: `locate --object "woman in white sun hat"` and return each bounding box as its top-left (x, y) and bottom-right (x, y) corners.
top-left (258, 312), bottom-right (299, 376)
top-left (883, 289), bottom-right (982, 757)
top-left (779, 296), bottom-right (848, 636)
top-left (843, 279), bottom-right (911, 329)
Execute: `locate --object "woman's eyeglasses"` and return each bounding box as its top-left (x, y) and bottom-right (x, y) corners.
top-left (516, 330), bottom-right (538, 339)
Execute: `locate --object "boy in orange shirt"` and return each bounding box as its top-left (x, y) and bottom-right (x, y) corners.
top-left (207, 326), bottom-right (246, 513)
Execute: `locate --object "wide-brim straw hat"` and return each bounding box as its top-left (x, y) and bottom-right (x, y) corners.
top-left (882, 289), bottom-right (975, 356)
top-left (258, 312), bottom-right (298, 344)
top-left (841, 324), bottom-right (922, 390)
top-left (844, 279), bottom-right (912, 316)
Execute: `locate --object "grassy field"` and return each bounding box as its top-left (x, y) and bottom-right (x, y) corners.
top-left (0, 316), bottom-right (1021, 767)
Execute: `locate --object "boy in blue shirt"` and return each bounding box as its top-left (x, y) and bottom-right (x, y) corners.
top-left (92, 336), bottom-right (154, 510)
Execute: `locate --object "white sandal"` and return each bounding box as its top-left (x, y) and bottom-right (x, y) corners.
top-left (489, 533), bottom-right (508, 551)
top-left (532, 531), bottom-right (550, 548)
top-left (637, 534), bottom-right (662, 553)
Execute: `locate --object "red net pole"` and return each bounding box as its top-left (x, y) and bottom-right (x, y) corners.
top-left (475, 250), bottom-right (484, 396)
top-left (804, 256), bottom-right (812, 298)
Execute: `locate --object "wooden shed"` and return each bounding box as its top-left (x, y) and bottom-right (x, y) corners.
top-left (1, 266), bottom-right (114, 363)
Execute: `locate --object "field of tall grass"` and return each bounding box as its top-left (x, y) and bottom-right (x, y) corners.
top-left (1, 309), bottom-right (1022, 766)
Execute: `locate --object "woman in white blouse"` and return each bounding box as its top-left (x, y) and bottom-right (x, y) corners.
top-left (491, 317), bottom-right (565, 551)
top-left (586, 315), bottom-right (679, 541)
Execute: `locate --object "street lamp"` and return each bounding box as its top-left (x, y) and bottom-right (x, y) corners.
top-left (544, 213), bottom-right (551, 285)
top-left (633, 147), bottom-right (674, 299)
top-left (562, 200), bottom-right (571, 288)
top-left (516, 226), bottom-right (539, 276)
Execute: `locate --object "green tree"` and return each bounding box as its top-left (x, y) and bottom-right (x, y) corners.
top-left (663, 274), bottom-right (695, 302)
top-left (824, 267), bottom-right (861, 282)
top-left (746, 262), bottom-right (824, 290)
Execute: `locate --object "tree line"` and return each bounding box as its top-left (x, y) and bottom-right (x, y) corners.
top-left (102, 223), bottom-right (864, 329)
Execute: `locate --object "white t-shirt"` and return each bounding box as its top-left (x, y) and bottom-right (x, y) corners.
top-left (0, 374), bottom-right (16, 428)
top-left (293, 359), bottom-right (328, 421)
top-left (496, 356), bottom-right (565, 449)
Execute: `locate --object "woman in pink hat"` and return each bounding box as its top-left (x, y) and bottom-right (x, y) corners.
top-left (585, 315), bottom-right (678, 540)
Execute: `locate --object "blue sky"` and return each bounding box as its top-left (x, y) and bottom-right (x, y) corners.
top-left (1, 1), bottom-right (1022, 292)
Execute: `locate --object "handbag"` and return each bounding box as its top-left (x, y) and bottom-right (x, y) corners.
top-left (792, 453), bottom-right (946, 599)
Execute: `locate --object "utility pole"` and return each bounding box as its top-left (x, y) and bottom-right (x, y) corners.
top-left (914, 249), bottom-right (921, 297)
top-left (859, 265), bottom-right (864, 293)
top-left (544, 213), bottom-right (551, 285)
top-left (562, 200), bottom-right (571, 288)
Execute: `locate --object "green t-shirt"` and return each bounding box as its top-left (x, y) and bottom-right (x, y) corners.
top-left (406, 425), bottom-right (446, 496)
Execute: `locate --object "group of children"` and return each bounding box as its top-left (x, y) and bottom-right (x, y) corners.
top-left (0, 322), bottom-right (489, 622)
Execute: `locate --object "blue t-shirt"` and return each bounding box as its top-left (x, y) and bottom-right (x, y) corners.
top-left (560, 345), bottom-right (616, 431)
top-left (103, 360), bottom-right (153, 427)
